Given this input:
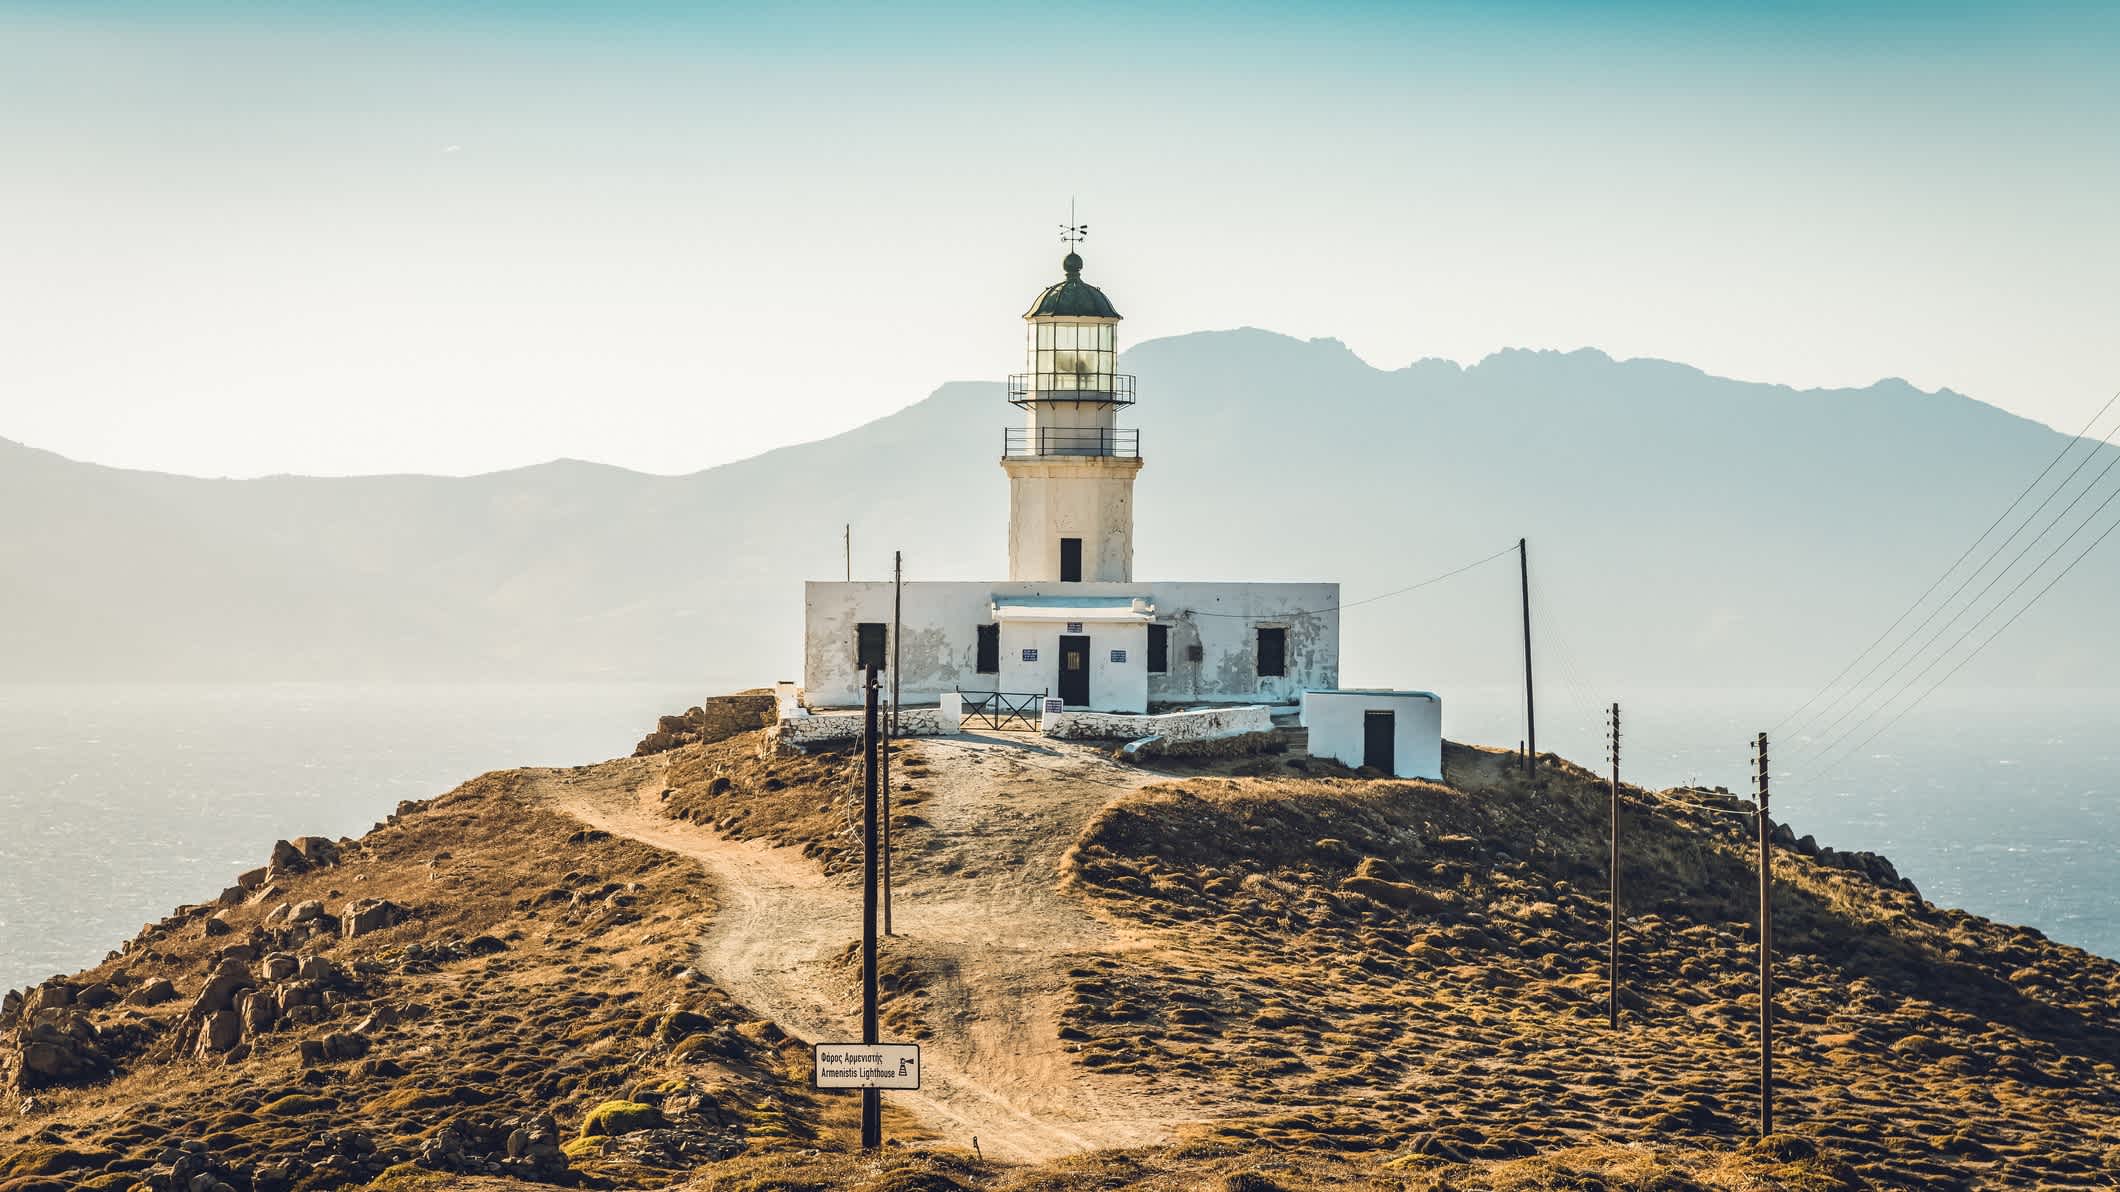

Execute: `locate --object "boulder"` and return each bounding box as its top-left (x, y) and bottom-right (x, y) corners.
top-left (74, 983), bottom-right (116, 1010)
top-left (297, 955), bottom-right (339, 984)
top-left (237, 989), bottom-right (276, 1036)
top-left (236, 866), bottom-right (268, 891)
top-left (293, 836), bottom-right (341, 867)
top-left (259, 953), bottom-right (300, 982)
top-left (190, 958), bottom-right (254, 1016)
top-left (290, 900), bottom-right (324, 924)
top-left (203, 914), bottom-right (233, 938)
top-left (126, 977), bottom-right (177, 1006)
top-left (270, 839), bottom-right (308, 871)
top-left (24, 983), bottom-right (75, 1014)
top-left (194, 1010), bottom-right (241, 1056)
top-left (342, 899), bottom-right (407, 939)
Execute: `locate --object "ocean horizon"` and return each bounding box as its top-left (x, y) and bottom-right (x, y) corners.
top-left (1, 681), bottom-right (2113, 992)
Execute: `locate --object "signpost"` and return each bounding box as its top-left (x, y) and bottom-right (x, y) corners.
top-left (811, 1043), bottom-right (922, 1090)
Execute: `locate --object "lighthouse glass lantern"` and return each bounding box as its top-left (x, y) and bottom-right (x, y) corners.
top-left (1030, 320), bottom-right (1118, 393)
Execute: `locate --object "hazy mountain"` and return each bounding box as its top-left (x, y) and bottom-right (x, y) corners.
top-left (4, 329), bottom-right (2114, 700)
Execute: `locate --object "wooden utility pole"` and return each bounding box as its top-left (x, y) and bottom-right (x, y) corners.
top-left (1754, 731), bottom-right (1775, 1137)
top-left (1607, 701), bottom-right (1622, 1030)
top-left (885, 551), bottom-right (902, 935)
top-left (860, 666), bottom-right (882, 1150)
top-left (1519, 537), bottom-right (1536, 778)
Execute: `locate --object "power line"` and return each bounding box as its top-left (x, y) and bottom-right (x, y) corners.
top-left (1796, 479), bottom-right (2120, 783)
top-left (1775, 387), bottom-right (2120, 739)
top-left (1789, 439), bottom-right (2120, 769)
top-left (1174, 542), bottom-right (1518, 619)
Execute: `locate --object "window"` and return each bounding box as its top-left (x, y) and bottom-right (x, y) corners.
top-left (1026, 321), bottom-right (1117, 392)
top-left (1059, 537), bottom-right (1083, 582)
top-left (855, 622), bottom-right (887, 671)
top-left (976, 624), bottom-right (1000, 674)
top-left (1256, 627), bottom-right (1287, 677)
top-left (1147, 624), bottom-right (1169, 673)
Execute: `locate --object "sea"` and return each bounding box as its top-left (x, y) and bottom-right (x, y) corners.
top-left (0, 682), bottom-right (2113, 991)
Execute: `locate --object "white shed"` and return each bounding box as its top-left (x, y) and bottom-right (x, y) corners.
top-left (1301, 690), bottom-right (1442, 780)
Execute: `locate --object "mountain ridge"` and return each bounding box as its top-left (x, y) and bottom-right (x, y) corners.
top-left (3, 327), bottom-right (2113, 687)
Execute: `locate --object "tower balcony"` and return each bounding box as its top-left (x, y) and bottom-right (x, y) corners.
top-left (1007, 372), bottom-right (1135, 408)
top-left (1003, 427), bottom-right (1141, 459)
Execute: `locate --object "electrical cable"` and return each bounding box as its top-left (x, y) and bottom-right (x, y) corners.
top-left (1776, 388), bottom-right (2120, 740)
top-left (1174, 542), bottom-right (1518, 619)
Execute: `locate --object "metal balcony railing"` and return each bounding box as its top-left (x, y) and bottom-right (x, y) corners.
top-left (1007, 372), bottom-right (1135, 408)
top-left (1002, 427), bottom-right (1141, 459)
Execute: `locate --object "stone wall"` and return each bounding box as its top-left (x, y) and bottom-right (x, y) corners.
top-left (772, 705), bottom-right (961, 750)
top-left (1042, 703), bottom-right (1275, 742)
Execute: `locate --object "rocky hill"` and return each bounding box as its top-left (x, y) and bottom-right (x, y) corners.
top-left (2, 713), bottom-right (2116, 1191)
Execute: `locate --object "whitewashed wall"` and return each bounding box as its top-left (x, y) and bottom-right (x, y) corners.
top-left (1146, 582), bottom-right (1340, 706)
top-left (803, 579), bottom-right (1340, 713)
top-left (1301, 690), bottom-right (1443, 780)
top-left (1044, 703), bottom-right (1274, 741)
top-left (997, 619), bottom-right (1148, 712)
top-left (1002, 457), bottom-right (1142, 583)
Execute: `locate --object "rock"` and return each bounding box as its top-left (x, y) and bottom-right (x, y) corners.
top-left (216, 886), bottom-right (245, 908)
top-left (74, 983), bottom-right (116, 1010)
top-left (294, 836), bottom-right (341, 867)
top-left (290, 900), bottom-right (324, 924)
top-left (265, 903), bottom-right (291, 925)
top-left (203, 914), bottom-right (233, 938)
top-left (126, 977), bottom-right (177, 1006)
top-left (24, 983), bottom-right (75, 1014)
top-left (190, 958), bottom-right (254, 1016)
top-left (237, 989), bottom-right (276, 1036)
top-left (270, 839), bottom-right (308, 871)
top-left (194, 1010), bottom-right (241, 1056)
top-left (259, 953), bottom-right (299, 982)
top-left (237, 866), bottom-right (268, 891)
top-left (341, 898), bottom-right (406, 939)
top-left (297, 955), bottom-right (339, 984)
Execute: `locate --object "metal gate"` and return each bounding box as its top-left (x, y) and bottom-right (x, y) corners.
top-left (958, 689), bottom-right (1047, 732)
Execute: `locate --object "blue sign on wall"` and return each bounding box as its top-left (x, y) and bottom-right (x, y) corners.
top-left (1066, 621), bottom-right (1084, 633)
top-left (1110, 649), bottom-right (1127, 663)
top-left (1022, 648), bottom-right (1038, 662)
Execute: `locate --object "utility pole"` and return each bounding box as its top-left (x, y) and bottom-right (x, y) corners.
top-left (1607, 701), bottom-right (1622, 1030)
top-left (860, 666), bottom-right (882, 1150)
top-left (1519, 537), bottom-right (1536, 778)
top-left (885, 550), bottom-right (902, 935)
top-left (844, 524), bottom-right (851, 582)
top-left (1754, 731), bottom-right (1775, 1137)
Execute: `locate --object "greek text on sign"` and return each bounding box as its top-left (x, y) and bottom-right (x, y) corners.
top-left (1066, 621), bottom-right (1084, 633)
top-left (812, 1042), bottom-right (921, 1089)
top-left (1021, 648), bottom-right (1038, 662)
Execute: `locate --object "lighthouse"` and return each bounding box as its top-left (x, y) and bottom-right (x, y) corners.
top-left (800, 226), bottom-right (1341, 715)
top-left (1002, 249), bottom-right (1142, 584)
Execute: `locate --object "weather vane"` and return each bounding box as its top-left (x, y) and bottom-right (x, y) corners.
top-left (1060, 197), bottom-right (1087, 247)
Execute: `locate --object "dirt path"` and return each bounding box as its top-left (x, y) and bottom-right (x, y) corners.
top-left (540, 733), bottom-right (1200, 1163)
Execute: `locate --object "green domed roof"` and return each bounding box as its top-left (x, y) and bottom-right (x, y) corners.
top-left (1024, 252), bottom-right (1121, 320)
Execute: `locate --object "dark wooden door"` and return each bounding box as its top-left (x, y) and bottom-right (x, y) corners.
top-left (1058, 635), bottom-right (1091, 706)
top-left (1060, 537), bottom-right (1083, 582)
top-left (1363, 710), bottom-right (1395, 772)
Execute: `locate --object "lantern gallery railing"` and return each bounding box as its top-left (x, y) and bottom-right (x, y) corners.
top-left (1002, 427), bottom-right (1141, 459)
top-left (1007, 372), bottom-right (1135, 407)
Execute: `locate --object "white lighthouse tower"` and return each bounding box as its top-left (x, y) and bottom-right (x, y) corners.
top-left (800, 224), bottom-right (1341, 716)
top-left (1001, 242), bottom-right (1142, 583)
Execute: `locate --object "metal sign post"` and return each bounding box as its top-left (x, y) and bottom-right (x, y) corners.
top-left (860, 666), bottom-right (882, 1150)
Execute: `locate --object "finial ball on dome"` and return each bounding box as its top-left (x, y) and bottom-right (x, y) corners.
top-left (1063, 251), bottom-right (1083, 278)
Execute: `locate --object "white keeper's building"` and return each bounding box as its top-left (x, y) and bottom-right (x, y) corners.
top-left (801, 248), bottom-right (1341, 713)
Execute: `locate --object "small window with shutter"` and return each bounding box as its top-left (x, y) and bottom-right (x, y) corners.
top-left (1256, 627), bottom-right (1287, 677)
top-left (1147, 624), bottom-right (1169, 673)
top-left (855, 622), bottom-right (887, 671)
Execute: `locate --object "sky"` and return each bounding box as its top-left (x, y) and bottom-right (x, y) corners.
top-left (2, 1), bottom-right (2117, 478)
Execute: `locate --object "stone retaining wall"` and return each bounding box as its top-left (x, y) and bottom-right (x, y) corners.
top-left (1041, 703), bottom-right (1275, 743)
